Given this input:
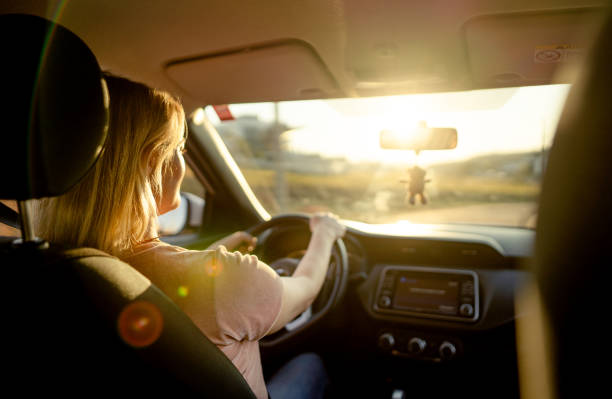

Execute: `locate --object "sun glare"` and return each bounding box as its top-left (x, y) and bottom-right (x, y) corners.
top-left (306, 85), bottom-right (564, 165)
top-left (202, 84), bottom-right (570, 227)
top-left (212, 84), bottom-right (568, 168)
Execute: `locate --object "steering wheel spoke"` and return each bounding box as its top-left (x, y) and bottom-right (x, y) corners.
top-left (285, 306), bottom-right (312, 331)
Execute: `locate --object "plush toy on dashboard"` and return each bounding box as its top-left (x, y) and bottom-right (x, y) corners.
top-left (401, 165), bottom-right (431, 205)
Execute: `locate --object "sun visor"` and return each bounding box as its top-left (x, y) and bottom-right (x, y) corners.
top-left (165, 40), bottom-right (342, 105)
top-left (463, 8), bottom-right (605, 88)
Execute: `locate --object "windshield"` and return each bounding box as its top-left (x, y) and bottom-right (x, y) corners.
top-left (201, 85), bottom-right (569, 228)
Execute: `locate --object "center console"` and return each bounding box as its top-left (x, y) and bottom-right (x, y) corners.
top-left (373, 265), bottom-right (479, 323)
top-left (372, 265), bottom-right (480, 362)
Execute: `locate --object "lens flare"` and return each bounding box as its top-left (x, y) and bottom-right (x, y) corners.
top-left (205, 256), bottom-right (222, 277)
top-left (118, 301), bottom-right (163, 348)
top-left (177, 285), bottom-right (189, 298)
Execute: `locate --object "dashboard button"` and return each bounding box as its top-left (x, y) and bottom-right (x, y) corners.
top-left (459, 303), bottom-right (474, 317)
top-left (382, 278), bottom-right (394, 289)
top-left (439, 341), bottom-right (457, 360)
top-left (461, 281), bottom-right (475, 295)
top-left (407, 337), bottom-right (427, 354)
top-left (378, 333), bottom-right (395, 350)
top-left (378, 296), bottom-right (392, 308)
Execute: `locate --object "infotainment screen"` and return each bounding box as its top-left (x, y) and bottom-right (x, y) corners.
top-left (393, 275), bottom-right (460, 315)
top-left (375, 265), bottom-right (478, 322)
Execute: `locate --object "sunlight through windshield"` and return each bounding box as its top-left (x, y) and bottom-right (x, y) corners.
top-left (202, 85), bottom-right (570, 228)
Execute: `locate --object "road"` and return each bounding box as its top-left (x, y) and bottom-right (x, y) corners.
top-left (390, 202), bottom-right (538, 228)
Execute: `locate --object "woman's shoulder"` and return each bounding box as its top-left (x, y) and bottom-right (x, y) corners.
top-left (124, 240), bottom-right (204, 259)
top-left (125, 241), bottom-right (258, 270)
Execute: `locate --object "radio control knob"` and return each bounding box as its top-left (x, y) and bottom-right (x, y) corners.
top-left (459, 303), bottom-right (474, 317)
top-left (439, 341), bottom-right (457, 360)
top-left (378, 333), bottom-right (395, 350)
top-left (407, 337), bottom-right (427, 354)
top-left (378, 295), bottom-right (392, 308)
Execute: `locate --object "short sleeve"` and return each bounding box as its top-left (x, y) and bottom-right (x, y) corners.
top-left (212, 246), bottom-right (283, 342)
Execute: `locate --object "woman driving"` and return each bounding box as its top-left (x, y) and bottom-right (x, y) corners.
top-left (33, 74), bottom-right (345, 399)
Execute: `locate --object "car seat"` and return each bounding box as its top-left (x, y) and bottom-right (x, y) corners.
top-left (0, 13), bottom-right (256, 398)
top-left (519, 8), bottom-right (612, 399)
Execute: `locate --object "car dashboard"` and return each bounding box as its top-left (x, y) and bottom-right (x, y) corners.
top-left (259, 221), bottom-right (531, 397)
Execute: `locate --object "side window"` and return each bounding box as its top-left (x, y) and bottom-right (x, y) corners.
top-left (0, 200), bottom-right (20, 237)
top-left (181, 162), bottom-right (205, 199)
top-left (158, 163), bottom-right (206, 237)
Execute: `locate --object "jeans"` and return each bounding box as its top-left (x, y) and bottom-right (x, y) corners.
top-left (266, 352), bottom-right (329, 399)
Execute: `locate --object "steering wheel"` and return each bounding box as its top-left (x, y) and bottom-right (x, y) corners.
top-left (246, 214), bottom-right (349, 347)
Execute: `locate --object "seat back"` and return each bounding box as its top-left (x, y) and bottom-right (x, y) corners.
top-left (525, 9), bottom-right (612, 399)
top-left (0, 13), bottom-right (255, 398)
top-left (1, 241), bottom-right (255, 397)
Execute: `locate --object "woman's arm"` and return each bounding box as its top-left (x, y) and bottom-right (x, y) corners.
top-left (207, 231), bottom-right (257, 252)
top-left (267, 213), bottom-right (345, 334)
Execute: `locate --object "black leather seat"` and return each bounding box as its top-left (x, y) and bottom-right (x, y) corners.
top-left (527, 9), bottom-right (612, 399)
top-left (0, 14), bottom-right (255, 398)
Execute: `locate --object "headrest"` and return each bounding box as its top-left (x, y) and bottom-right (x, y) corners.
top-left (0, 14), bottom-right (108, 200)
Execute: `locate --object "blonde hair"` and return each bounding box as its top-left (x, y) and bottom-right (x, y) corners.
top-left (34, 74), bottom-right (185, 256)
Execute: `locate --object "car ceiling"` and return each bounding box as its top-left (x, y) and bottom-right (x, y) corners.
top-left (3, 0), bottom-right (608, 114)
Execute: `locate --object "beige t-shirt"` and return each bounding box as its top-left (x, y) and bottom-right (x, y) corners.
top-left (122, 241), bottom-right (283, 399)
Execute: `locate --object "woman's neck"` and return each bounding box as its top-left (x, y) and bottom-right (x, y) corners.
top-left (141, 218), bottom-right (160, 243)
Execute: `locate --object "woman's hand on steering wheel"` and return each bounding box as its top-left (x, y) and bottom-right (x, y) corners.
top-left (245, 213), bottom-right (349, 347)
top-left (309, 212), bottom-right (346, 243)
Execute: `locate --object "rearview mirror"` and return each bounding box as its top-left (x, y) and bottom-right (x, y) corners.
top-left (379, 125), bottom-right (457, 151)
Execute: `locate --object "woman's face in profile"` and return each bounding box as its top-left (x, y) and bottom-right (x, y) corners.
top-left (158, 140), bottom-right (186, 215)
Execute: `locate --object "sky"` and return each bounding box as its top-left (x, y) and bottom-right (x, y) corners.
top-left (205, 84), bottom-right (570, 166)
